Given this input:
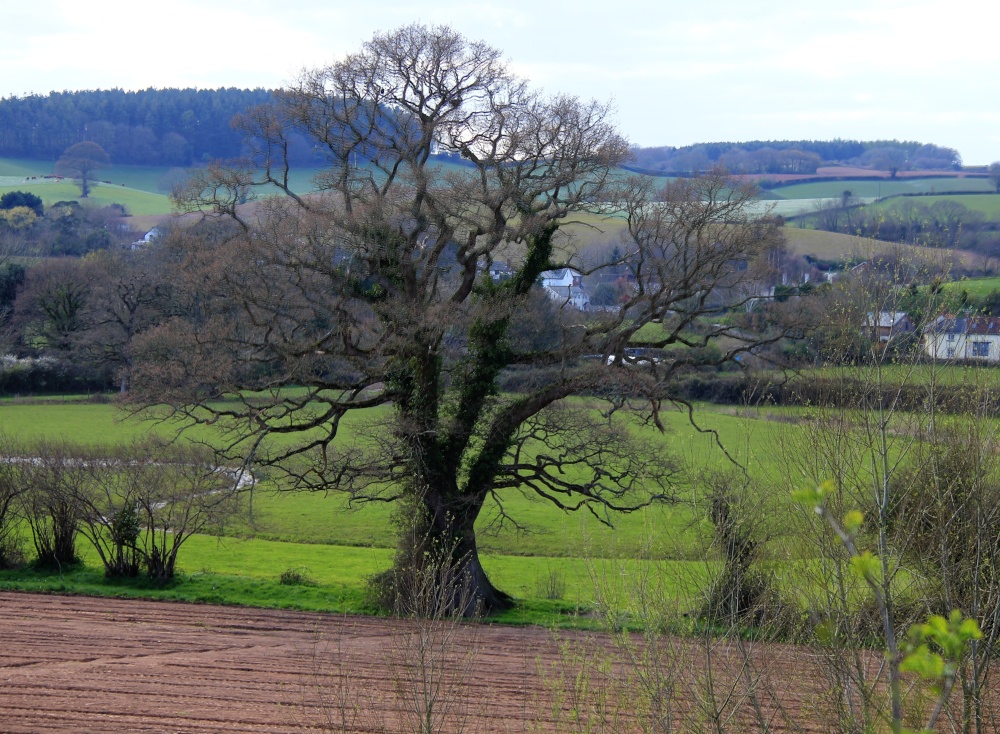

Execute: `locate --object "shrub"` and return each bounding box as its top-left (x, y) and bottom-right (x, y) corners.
top-left (534, 568), bottom-right (567, 600)
top-left (279, 567), bottom-right (316, 586)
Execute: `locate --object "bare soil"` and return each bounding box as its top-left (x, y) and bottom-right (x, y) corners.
top-left (0, 591), bottom-right (857, 732)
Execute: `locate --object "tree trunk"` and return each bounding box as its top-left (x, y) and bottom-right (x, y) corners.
top-left (444, 513), bottom-right (513, 616)
top-left (385, 489), bottom-right (513, 617)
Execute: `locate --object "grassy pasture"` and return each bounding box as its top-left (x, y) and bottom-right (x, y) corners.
top-left (781, 226), bottom-right (987, 268)
top-left (0, 394), bottom-right (959, 622)
top-left (564, 208), bottom-right (987, 269)
top-left (0, 180), bottom-right (172, 216)
top-left (1, 157), bottom-right (174, 195)
top-left (0, 398), bottom-right (793, 559)
top-left (771, 177), bottom-right (993, 200)
top-left (895, 275), bottom-right (1000, 298)
top-left (792, 362), bottom-right (1000, 387)
top-left (0, 397), bottom-right (738, 622)
top-left (874, 193), bottom-right (1000, 219)
top-left (944, 276), bottom-right (1000, 297)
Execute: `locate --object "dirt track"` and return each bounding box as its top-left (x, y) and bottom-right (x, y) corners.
top-left (0, 591), bottom-right (835, 733)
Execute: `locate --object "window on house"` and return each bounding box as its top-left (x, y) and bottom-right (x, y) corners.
top-left (946, 347), bottom-right (956, 358)
top-left (947, 333), bottom-right (956, 341)
top-left (972, 341), bottom-right (990, 357)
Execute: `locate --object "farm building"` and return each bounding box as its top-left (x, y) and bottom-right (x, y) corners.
top-left (923, 315), bottom-right (1000, 362)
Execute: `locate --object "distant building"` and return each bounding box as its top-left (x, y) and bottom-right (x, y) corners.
top-left (130, 227), bottom-right (163, 250)
top-left (540, 268), bottom-right (589, 311)
top-left (488, 261), bottom-right (515, 282)
top-left (923, 315), bottom-right (1000, 361)
top-left (866, 311), bottom-right (914, 343)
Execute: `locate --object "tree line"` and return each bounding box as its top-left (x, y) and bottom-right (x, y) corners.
top-left (0, 87), bottom-right (273, 165)
top-left (631, 139), bottom-right (962, 175)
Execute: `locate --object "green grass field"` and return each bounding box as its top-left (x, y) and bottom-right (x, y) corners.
top-left (0, 156), bottom-right (480, 201)
top-left (944, 276), bottom-right (1000, 297)
top-left (2, 387), bottom-right (971, 627)
top-left (873, 193), bottom-right (1000, 220)
top-left (793, 362), bottom-right (1000, 387)
top-left (0, 399), bottom-right (770, 559)
top-left (0, 396), bottom-right (804, 621)
top-left (0, 180), bottom-right (172, 216)
top-left (1, 156), bottom-right (175, 194)
top-left (771, 177), bottom-right (993, 200)
top-left (780, 226), bottom-right (986, 268)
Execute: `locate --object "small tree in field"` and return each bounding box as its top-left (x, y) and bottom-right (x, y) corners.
top-left (135, 440), bottom-right (246, 583)
top-left (55, 141), bottom-right (110, 198)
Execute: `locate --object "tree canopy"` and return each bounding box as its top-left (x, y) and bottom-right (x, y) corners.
top-left (0, 88), bottom-right (274, 165)
top-left (54, 141), bottom-right (110, 197)
top-left (0, 191), bottom-right (43, 216)
top-left (132, 24), bottom-right (785, 614)
top-left (630, 139), bottom-right (962, 175)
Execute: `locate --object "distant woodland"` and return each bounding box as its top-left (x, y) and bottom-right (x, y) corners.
top-left (0, 89), bottom-right (968, 177)
top-left (630, 139), bottom-right (963, 175)
top-left (0, 88), bottom-right (273, 165)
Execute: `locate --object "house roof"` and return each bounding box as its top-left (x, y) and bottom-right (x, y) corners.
top-left (926, 316), bottom-right (1000, 335)
top-left (866, 311), bottom-right (909, 328)
top-left (540, 268), bottom-right (579, 280)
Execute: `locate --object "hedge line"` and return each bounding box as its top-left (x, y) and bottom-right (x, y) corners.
top-left (0, 356), bottom-right (113, 396)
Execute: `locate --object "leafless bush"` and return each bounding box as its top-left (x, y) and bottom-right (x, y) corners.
top-left (305, 621), bottom-right (389, 734)
top-left (887, 420), bottom-right (1000, 732)
top-left (537, 635), bottom-right (628, 734)
top-left (0, 434), bottom-right (28, 568)
top-left (16, 438), bottom-right (87, 569)
top-left (8, 436), bottom-right (246, 581)
top-left (313, 532), bottom-right (487, 734)
top-left (131, 440), bottom-right (246, 583)
top-left (379, 521), bottom-right (486, 734)
top-left (535, 567), bottom-right (568, 601)
top-left (587, 558), bottom-right (687, 734)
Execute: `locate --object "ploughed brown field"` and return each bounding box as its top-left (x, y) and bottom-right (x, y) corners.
top-left (0, 591), bottom-right (959, 733)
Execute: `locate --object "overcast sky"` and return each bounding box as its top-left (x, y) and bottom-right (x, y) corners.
top-left (2, 0), bottom-right (998, 163)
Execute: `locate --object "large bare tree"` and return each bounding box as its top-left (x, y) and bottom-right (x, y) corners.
top-left (132, 24), bottom-right (783, 613)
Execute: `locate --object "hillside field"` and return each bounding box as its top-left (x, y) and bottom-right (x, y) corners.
top-left (874, 193), bottom-right (1000, 219)
top-left (0, 179), bottom-right (172, 216)
top-left (781, 226), bottom-right (987, 268)
top-left (770, 176), bottom-right (993, 199)
top-left (944, 275), bottom-right (1000, 297)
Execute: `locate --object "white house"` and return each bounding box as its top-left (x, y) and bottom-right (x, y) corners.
top-left (130, 227), bottom-right (164, 250)
top-left (923, 315), bottom-right (1000, 362)
top-left (540, 268), bottom-right (589, 310)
